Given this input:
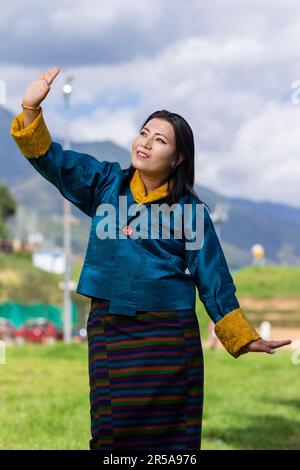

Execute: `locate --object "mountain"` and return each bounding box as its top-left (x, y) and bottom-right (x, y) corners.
top-left (1, 104), bottom-right (300, 267)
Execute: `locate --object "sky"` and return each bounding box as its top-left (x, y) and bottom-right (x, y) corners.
top-left (1, 0), bottom-right (300, 208)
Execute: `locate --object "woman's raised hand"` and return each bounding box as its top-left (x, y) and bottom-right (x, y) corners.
top-left (22, 66), bottom-right (61, 108)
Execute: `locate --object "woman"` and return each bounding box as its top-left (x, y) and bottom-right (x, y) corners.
top-left (10, 66), bottom-right (292, 450)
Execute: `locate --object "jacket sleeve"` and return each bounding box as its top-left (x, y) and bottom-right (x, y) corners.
top-left (184, 199), bottom-right (261, 358)
top-left (10, 108), bottom-right (121, 217)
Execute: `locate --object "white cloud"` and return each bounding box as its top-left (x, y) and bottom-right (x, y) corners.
top-left (70, 106), bottom-right (137, 149)
top-left (197, 102), bottom-right (300, 207)
top-left (1, 0), bottom-right (300, 207)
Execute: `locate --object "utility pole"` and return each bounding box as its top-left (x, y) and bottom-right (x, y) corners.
top-left (62, 76), bottom-right (74, 343)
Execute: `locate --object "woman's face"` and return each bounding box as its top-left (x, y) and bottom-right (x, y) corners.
top-left (131, 118), bottom-right (181, 179)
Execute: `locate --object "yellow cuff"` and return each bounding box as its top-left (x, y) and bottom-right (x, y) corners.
top-left (10, 107), bottom-right (52, 158)
top-left (214, 307), bottom-right (261, 358)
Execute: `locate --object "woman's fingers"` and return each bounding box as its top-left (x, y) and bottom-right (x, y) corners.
top-left (240, 340), bottom-right (267, 353)
top-left (265, 339), bottom-right (292, 349)
top-left (243, 338), bottom-right (292, 354)
top-left (44, 66), bottom-right (61, 85)
top-left (254, 341), bottom-right (274, 353)
top-left (22, 66), bottom-right (61, 109)
top-left (39, 66), bottom-right (61, 86)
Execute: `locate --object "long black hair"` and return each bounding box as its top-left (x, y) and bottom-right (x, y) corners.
top-left (126, 109), bottom-right (209, 210)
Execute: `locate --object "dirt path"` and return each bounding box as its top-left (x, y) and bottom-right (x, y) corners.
top-left (239, 296), bottom-right (300, 311)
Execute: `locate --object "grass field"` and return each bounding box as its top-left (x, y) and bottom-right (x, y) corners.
top-left (0, 342), bottom-right (299, 450)
top-left (233, 264), bottom-right (300, 297)
top-left (1, 261), bottom-right (300, 449)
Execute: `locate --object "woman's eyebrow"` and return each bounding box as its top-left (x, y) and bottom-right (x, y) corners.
top-left (143, 127), bottom-right (169, 141)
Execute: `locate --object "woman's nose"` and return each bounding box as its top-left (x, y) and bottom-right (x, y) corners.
top-left (142, 138), bottom-right (152, 149)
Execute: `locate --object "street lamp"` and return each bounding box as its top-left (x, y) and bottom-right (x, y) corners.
top-left (62, 75), bottom-right (74, 343)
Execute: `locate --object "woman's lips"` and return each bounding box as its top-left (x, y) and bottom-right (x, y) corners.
top-left (136, 151), bottom-right (150, 159)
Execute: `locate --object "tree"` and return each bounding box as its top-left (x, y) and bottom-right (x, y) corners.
top-left (0, 183), bottom-right (16, 239)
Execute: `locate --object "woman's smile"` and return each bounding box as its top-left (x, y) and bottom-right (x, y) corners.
top-left (136, 150), bottom-right (150, 159)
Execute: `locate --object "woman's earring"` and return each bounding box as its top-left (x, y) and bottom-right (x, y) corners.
top-left (171, 161), bottom-right (176, 168)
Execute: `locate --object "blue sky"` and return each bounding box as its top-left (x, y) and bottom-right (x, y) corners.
top-left (1, 0), bottom-right (300, 207)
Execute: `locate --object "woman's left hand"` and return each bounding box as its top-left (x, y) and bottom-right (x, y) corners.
top-left (239, 338), bottom-right (292, 355)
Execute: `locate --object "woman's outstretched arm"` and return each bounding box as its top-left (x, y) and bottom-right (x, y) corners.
top-left (10, 67), bottom-right (121, 217)
top-left (184, 198), bottom-right (292, 358)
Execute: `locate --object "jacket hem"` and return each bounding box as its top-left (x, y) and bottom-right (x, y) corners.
top-left (76, 266), bottom-right (197, 316)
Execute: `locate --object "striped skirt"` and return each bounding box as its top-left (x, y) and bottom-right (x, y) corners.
top-left (87, 298), bottom-right (204, 450)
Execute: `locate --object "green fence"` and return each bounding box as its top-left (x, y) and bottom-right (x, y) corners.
top-left (0, 302), bottom-right (78, 328)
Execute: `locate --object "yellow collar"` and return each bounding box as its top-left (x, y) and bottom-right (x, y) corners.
top-left (130, 169), bottom-right (173, 205)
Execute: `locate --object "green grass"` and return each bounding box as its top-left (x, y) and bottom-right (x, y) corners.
top-left (0, 251), bottom-right (91, 316)
top-left (0, 342), bottom-right (299, 450)
top-left (0, 343), bottom-right (91, 450)
top-left (233, 264), bottom-right (300, 297)
top-left (1, 258), bottom-right (299, 449)
top-left (0, 252), bottom-right (63, 305)
top-left (202, 348), bottom-right (300, 450)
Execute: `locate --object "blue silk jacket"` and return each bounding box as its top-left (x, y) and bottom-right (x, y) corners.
top-left (10, 108), bottom-right (261, 357)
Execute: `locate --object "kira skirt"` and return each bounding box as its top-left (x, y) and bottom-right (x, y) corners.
top-left (87, 297), bottom-right (204, 450)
